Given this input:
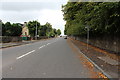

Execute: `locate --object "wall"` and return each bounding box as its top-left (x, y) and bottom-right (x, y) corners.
top-left (71, 35), bottom-right (120, 54)
top-left (0, 36), bottom-right (50, 43)
top-left (0, 36), bottom-right (22, 43)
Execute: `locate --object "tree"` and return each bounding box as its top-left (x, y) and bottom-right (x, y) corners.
top-left (49, 29), bottom-right (55, 37)
top-left (62, 2), bottom-right (120, 37)
top-left (39, 25), bottom-right (47, 36)
top-left (0, 21), bottom-right (3, 36)
top-left (27, 21), bottom-right (58, 37)
top-left (45, 22), bottom-right (52, 37)
top-left (4, 22), bottom-right (12, 36)
top-left (2, 22), bottom-right (22, 36)
top-left (57, 29), bottom-right (61, 35)
top-left (53, 28), bottom-right (57, 36)
top-left (1, 22), bottom-right (5, 36)
top-left (27, 21), bottom-right (40, 37)
top-left (2, 20), bottom-right (59, 38)
top-left (11, 23), bottom-right (22, 36)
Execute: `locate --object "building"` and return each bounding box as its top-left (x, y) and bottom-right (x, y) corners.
top-left (20, 22), bottom-right (30, 40)
top-left (21, 22), bottom-right (30, 37)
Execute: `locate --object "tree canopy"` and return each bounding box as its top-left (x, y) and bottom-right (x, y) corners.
top-left (1, 21), bottom-right (62, 37)
top-left (27, 21), bottom-right (61, 37)
top-left (2, 22), bottom-right (22, 36)
top-left (62, 2), bottom-right (120, 37)
top-left (57, 29), bottom-right (61, 35)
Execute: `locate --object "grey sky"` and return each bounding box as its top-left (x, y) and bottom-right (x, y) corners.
top-left (0, 0), bottom-right (68, 35)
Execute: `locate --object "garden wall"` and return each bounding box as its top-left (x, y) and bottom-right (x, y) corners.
top-left (0, 36), bottom-right (22, 43)
top-left (71, 35), bottom-right (120, 53)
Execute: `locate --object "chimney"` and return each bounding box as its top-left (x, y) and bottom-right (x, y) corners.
top-left (24, 22), bottom-right (27, 26)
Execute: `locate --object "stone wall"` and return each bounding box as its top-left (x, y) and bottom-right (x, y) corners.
top-left (0, 36), bottom-right (22, 43)
top-left (71, 35), bottom-right (120, 53)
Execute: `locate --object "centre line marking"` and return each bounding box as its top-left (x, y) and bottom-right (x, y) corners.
top-left (39, 45), bottom-right (46, 49)
top-left (47, 43), bottom-right (50, 45)
top-left (16, 50), bottom-right (35, 60)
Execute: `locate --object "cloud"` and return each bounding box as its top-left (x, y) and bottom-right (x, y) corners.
top-left (0, 10), bottom-right (40, 23)
top-left (38, 9), bottom-right (66, 33)
top-left (1, 2), bottom-right (60, 11)
top-left (38, 9), bottom-right (64, 24)
top-left (0, 1), bottom-right (67, 35)
top-left (1, 0), bottom-right (68, 2)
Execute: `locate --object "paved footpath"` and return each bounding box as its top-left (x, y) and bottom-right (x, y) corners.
top-left (70, 38), bottom-right (119, 78)
top-left (0, 39), bottom-right (48, 49)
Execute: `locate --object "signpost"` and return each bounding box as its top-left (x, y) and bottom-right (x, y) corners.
top-left (85, 25), bottom-right (89, 50)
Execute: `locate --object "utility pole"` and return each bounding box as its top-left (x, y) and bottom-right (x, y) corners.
top-left (35, 20), bottom-right (38, 40)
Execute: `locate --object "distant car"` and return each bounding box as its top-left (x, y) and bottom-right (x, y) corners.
top-left (64, 36), bottom-right (67, 39)
top-left (60, 36), bottom-right (62, 37)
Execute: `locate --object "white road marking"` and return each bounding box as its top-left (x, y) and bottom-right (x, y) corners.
top-left (39, 41), bottom-right (56, 49)
top-left (39, 45), bottom-right (46, 49)
top-left (16, 50), bottom-right (35, 60)
top-left (46, 43), bottom-right (50, 45)
top-left (46, 41), bottom-right (56, 45)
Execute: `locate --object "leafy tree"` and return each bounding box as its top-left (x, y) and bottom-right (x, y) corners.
top-left (11, 23), bottom-right (22, 36)
top-left (0, 21), bottom-right (3, 36)
top-left (53, 28), bottom-right (57, 36)
top-left (62, 2), bottom-right (120, 37)
top-left (2, 20), bottom-right (60, 38)
top-left (1, 22), bottom-right (5, 36)
top-left (45, 22), bottom-right (52, 37)
top-left (27, 21), bottom-right (40, 37)
top-left (2, 22), bottom-right (22, 36)
top-left (39, 25), bottom-right (47, 36)
top-left (57, 29), bottom-right (61, 35)
top-left (49, 29), bottom-right (55, 37)
top-left (4, 22), bottom-right (12, 36)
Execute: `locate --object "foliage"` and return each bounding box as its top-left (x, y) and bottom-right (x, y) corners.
top-left (27, 21), bottom-right (40, 37)
top-left (62, 2), bottom-right (120, 37)
top-left (1, 20), bottom-right (61, 37)
top-left (2, 22), bottom-right (22, 36)
top-left (27, 21), bottom-right (61, 37)
top-left (57, 29), bottom-right (61, 35)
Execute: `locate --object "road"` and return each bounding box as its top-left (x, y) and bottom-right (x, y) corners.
top-left (1, 37), bottom-right (102, 78)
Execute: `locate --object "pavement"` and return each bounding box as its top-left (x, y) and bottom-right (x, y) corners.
top-left (98, 56), bottom-right (120, 65)
top-left (70, 37), bottom-right (119, 78)
top-left (0, 39), bottom-right (50, 49)
top-left (0, 37), bottom-right (119, 79)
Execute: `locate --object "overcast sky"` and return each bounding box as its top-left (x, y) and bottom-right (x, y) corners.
top-left (0, 0), bottom-right (68, 35)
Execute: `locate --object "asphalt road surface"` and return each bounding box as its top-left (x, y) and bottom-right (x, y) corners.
top-left (2, 37), bottom-right (101, 78)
